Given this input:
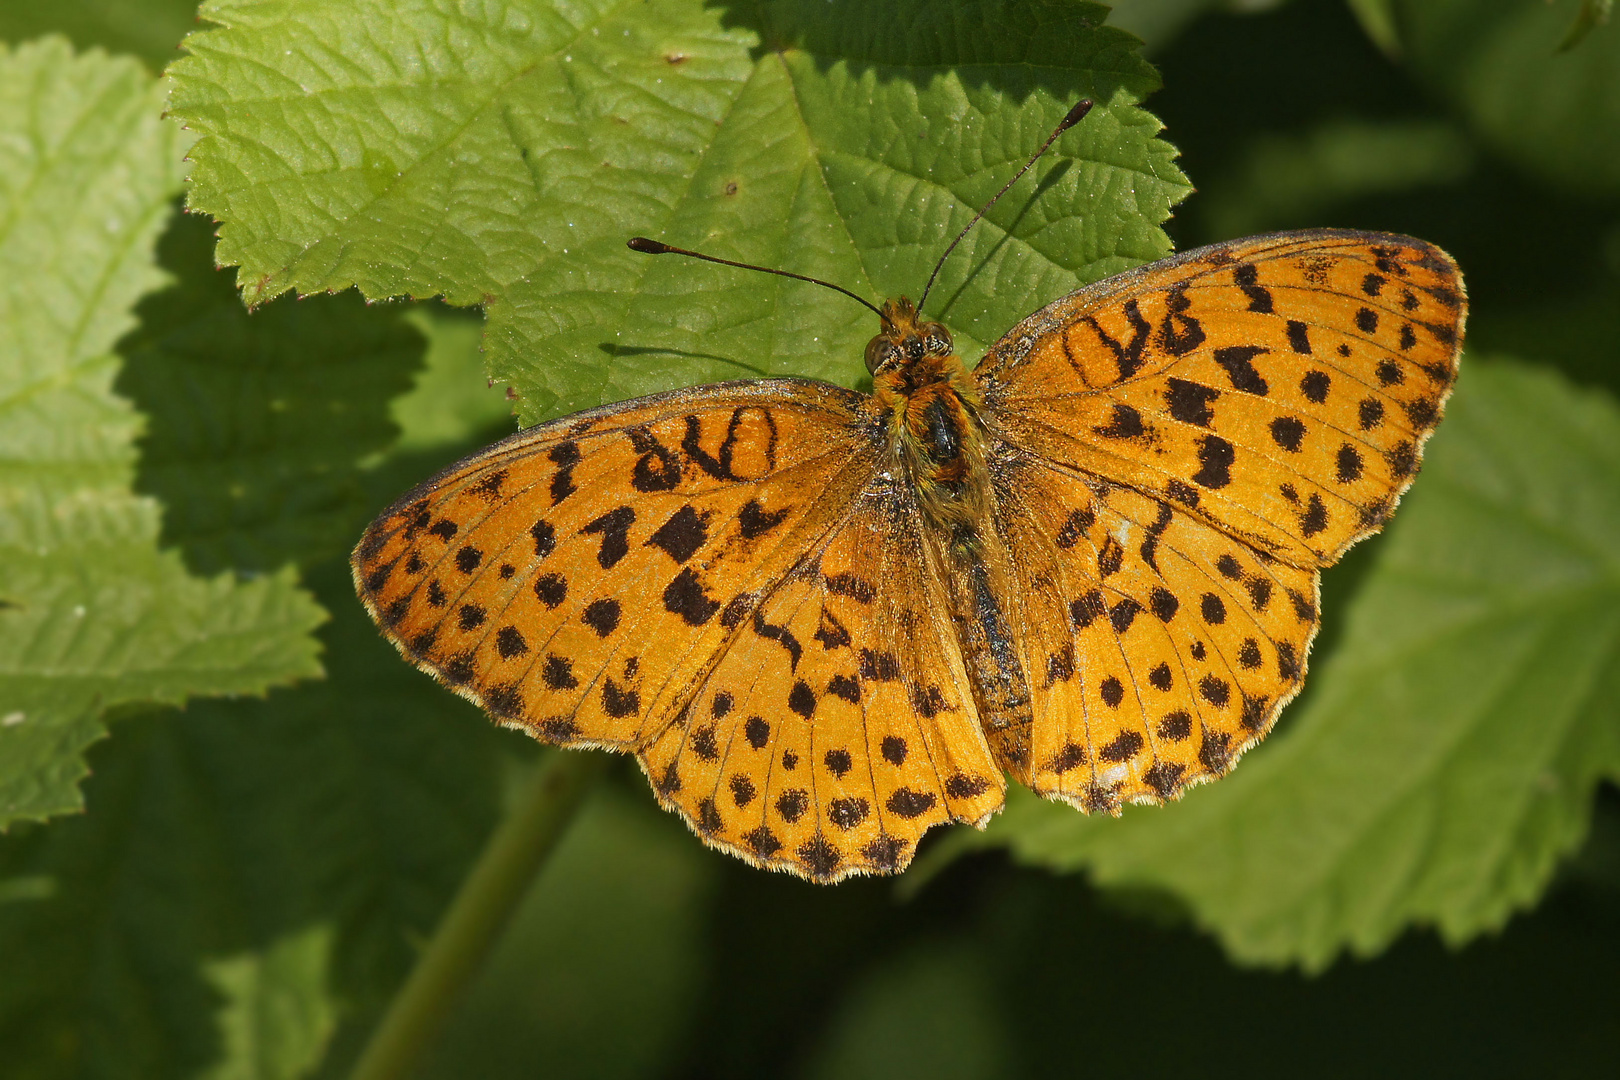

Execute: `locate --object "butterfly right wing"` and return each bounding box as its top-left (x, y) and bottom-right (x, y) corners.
top-left (976, 230), bottom-right (1465, 569)
top-left (990, 448), bottom-right (1319, 810)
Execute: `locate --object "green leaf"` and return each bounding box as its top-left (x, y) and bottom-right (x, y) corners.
top-left (0, 38), bottom-right (326, 829)
top-left (167, 0), bottom-right (1189, 422)
top-left (199, 925), bottom-right (338, 1080)
top-left (975, 360), bottom-right (1620, 970)
top-left (0, 559), bottom-right (510, 1080)
top-left (1394, 0), bottom-right (1620, 195)
top-left (115, 211), bottom-right (428, 575)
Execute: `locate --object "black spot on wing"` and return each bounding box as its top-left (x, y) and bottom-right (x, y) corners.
top-left (1082, 300), bottom-right (1152, 380)
top-left (824, 572), bottom-right (876, 603)
top-left (1149, 587), bottom-right (1178, 621)
top-left (1270, 416), bottom-right (1305, 452)
top-left (1336, 444), bottom-right (1364, 483)
top-left (1166, 378), bottom-right (1219, 427)
top-left (647, 504), bottom-right (711, 563)
top-left (626, 427), bottom-right (681, 492)
top-left (1233, 263), bottom-right (1273, 313)
top-left (1158, 285), bottom-right (1205, 355)
top-left (530, 519), bottom-right (556, 559)
top-left (1055, 507), bottom-right (1095, 549)
top-left (753, 608), bottom-right (802, 671)
top-left (548, 442), bottom-right (581, 504)
top-left (664, 567), bottom-right (720, 625)
top-left (533, 573), bottom-right (567, 607)
top-left (886, 788), bottom-right (937, 819)
top-left (1358, 397), bottom-right (1384, 430)
top-left (1192, 435), bottom-right (1234, 488)
top-left (583, 506), bottom-right (635, 569)
top-left (1286, 320), bottom-right (1312, 355)
top-left (495, 626), bottom-right (528, 660)
top-left (790, 681), bottom-right (817, 718)
top-left (1094, 403), bottom-right (1148, 440)
top-left (738, 498), bottom-right (790, 539)
top-left (1099, 731), bottom-right (1143, 762)
top-left (1214, 345), bottom-right (1269, 395)
top-left (582, 597), bottom-right (621, 637)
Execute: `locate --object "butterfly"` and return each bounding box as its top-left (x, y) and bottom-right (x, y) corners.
top-left (352, 108), bottom-right (1466, 884)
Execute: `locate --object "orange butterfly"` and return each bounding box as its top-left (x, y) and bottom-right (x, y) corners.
top-left (353, 106), bottom-right (1466, 883)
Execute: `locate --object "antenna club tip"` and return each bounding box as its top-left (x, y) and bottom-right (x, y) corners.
top-left (1060, 99), bottom-right (1094, 131)
top-left (627, 237), bottom-right (669, 254)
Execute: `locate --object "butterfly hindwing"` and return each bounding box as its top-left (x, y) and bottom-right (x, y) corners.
top-left (638, 480), bottom-right (1004, 882)
top-left (992, 451), bottom-right (1319, 809)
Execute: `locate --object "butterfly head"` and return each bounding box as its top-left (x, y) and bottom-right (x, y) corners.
top-left (865, 298), bottom-right (954, 377)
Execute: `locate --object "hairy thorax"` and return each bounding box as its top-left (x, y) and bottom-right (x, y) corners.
top-left (867, 301), bottom-right (992, 539)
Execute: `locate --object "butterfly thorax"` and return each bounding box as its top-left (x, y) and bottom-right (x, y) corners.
top-left (866, 299), bottom-right (1035, 775)
top-left (866, 298), bottom-right (992, 538)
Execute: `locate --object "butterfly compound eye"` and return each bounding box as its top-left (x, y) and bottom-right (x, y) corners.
top-left (865, 338), bottom-right (902, 374)
top-left (923, 324), bottom-right (953, 355)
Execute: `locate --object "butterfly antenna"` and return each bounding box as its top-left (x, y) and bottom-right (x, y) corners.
top-left (916, 99), bottom-right (1094, 316)
top-left (627, 237), bottom-right (885, 319)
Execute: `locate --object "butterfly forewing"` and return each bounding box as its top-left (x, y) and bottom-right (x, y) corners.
top-left (354, 379), bottom-right (875, 750)
top-left (977, 230), bottom-right (1466, 568)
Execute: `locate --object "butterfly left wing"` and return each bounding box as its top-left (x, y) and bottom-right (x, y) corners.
top-left (353, 378), bottom-right (1005, 880)
top-left (637, 479), bottom-right (1005, 882)
top-left (352, 379), bottom-right (883, 752)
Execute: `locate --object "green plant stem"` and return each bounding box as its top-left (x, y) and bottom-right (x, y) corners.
top-left (349, 750), bottom-right (605, 1080)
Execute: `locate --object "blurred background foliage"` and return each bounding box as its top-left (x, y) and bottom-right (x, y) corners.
top-left (1, 0), bottom-right (1617, 1077)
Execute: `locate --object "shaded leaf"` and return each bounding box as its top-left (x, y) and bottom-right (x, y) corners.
top-left (200, 925), bottom-right (338, 1080)
top-left (1197, 119), bottom-right (1474, 238)
top-left (977, 360), bottom-right (1620, 970)
top-left (0, 559), bottom-right (511, 1080)
top-left (116, 211), bottom-right (426, 575)
top-left (803, 944), bottom-right (1010, 1080)
top-left (168, 0), bottom-right (1188, 421)
top-left (390, 305), bottom-right (514, 454)
top-left (1395, 0), bottom-right (1620, 195)
top-left (1559, 0), bottom-right (1613, 53)
top-left (0, 38), bottom-right (324, 828)
top-left (418, 779), bottom-right (716, 1080)
top-left (0, 0), bottom-right (202, 72)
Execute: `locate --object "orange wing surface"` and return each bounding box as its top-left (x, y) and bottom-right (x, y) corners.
top-left (975, 230), bottom-right (1466, 806)
top-left (353, 378), bottom-right (1001, 880)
